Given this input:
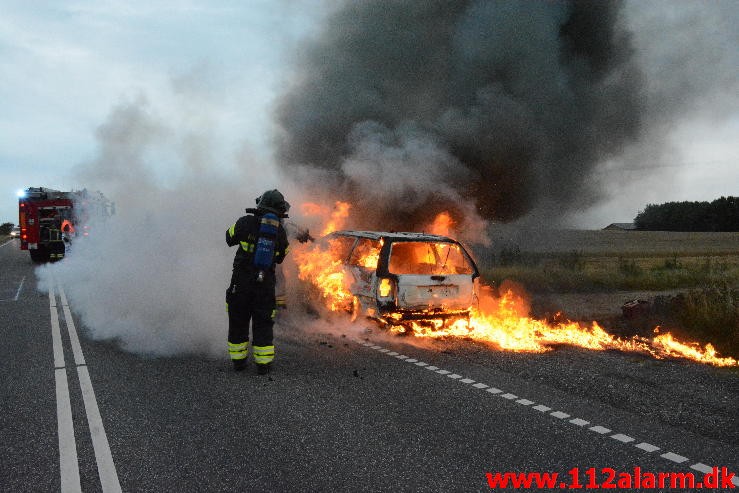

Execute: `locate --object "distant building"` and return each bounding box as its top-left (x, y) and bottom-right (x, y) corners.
top-left (603, 222), bottom-right (637, 231)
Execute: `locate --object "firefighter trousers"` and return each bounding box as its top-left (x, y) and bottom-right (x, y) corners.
top-left (226, 271), bottom-right (276, 366)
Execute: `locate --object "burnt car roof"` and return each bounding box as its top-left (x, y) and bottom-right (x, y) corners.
top-left (328, 230), bottom-right (458, 243)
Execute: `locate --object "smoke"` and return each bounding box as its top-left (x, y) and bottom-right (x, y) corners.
top-left (32, 1), bottom-right (738, 358)
top-left (35, 98), bottom-right (278, 357)
top-left (275, 0), bottom-right (643, 228)
top-left (624, 0), bottom-right (739, 121)
top-left (275, 0), bottom-right (739, 230)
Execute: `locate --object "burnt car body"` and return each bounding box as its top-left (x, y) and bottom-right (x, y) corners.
top-left (322, 230), bottom-right (480, 326)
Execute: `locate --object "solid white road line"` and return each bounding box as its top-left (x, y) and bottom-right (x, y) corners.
top-left (55, 368), bottom-right (82, 493)
top-left (77, 366), bottom-right (122, 493)
top-left (14, 276), bottom-right (25, 301)
top-left (50, 279), bottom-right (121, 492)
top-left (50, 287), bottom-right (65, 369)
top-left (58, 287), bottom-right (85, 366)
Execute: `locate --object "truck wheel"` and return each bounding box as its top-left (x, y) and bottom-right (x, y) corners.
top-left (30, 247), bottom-right (50, 263)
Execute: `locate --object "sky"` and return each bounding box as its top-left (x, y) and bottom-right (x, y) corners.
top-left (1, 0), bottom-right (737, 229)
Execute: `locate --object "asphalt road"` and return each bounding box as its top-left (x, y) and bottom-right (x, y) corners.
top-left (1, 237), bottom-right (737, 492)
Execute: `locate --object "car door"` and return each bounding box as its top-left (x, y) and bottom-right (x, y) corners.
top-left (346, 237), bottom-right (382, 303)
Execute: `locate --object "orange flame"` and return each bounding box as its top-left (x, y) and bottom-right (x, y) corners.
top-left (399, 289), bottom-right (737, 367)
top-left (292, 202), bottom-right (737, 368)
top-left (296, 238), bottom-right (353, 311)
top-left (428, 211), bottom-right (454, 236)
top-left (300, 200), bottom-right (351, 236)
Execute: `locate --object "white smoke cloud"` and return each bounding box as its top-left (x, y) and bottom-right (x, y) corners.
top-left (35, 97), bottom-right (282, 357)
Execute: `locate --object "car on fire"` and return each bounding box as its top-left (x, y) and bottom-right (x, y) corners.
top-left (318, 230), bottom-right (480, 327)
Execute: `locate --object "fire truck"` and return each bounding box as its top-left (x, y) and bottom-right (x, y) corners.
top-left (17, 187), bottom-right (113, 262)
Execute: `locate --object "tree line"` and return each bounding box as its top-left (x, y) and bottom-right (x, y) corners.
top-left (634, 196), bottom-right (739, 231)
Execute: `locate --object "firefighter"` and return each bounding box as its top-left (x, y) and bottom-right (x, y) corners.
top-left (225, 189), bottom-right (290, 374)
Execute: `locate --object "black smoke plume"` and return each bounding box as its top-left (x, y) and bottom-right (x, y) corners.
top-left (276, 0), bottom-right (643, 231)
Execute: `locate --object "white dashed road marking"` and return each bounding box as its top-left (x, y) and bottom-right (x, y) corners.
top-left (661, 452), bottom-right (689, 464)
top-left (354, 338), bottom-right (735, 481)
top-left (611, 434), bottom-right (635, 443)
top-left (550, 411), bottom-right (571, 419)
top-left (635, 442), bottom-right (660, 453)
top-left (691, 463), bottom-right (713, 474)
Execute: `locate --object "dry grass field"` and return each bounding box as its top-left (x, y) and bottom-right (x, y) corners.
top-left (485, 229), bottom-right (739, 256)
top-left (475, 229), bottom-right (739, 292)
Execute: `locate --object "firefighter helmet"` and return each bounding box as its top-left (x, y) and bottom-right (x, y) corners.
top-left (256, 189), bottom-right (290, 215)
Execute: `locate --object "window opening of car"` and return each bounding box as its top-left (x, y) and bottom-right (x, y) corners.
top-left (388, 241), bottom-right (473, 275)
top-left (349, 238), bottom-right (382, 269)
top-left (325, 235), bottom-right (356, 262)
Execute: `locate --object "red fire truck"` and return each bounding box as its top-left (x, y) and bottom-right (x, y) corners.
top-left (17, 187), bottom-right (113, 262)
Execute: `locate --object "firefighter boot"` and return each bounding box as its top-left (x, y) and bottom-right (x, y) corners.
top-left (233, 360), bottom-right (247, 372)
top-left (256, 363), bottom-right (271, 375)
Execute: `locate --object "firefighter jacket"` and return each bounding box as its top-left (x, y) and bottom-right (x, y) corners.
top-left (226, 212), bottom-right (289, 275)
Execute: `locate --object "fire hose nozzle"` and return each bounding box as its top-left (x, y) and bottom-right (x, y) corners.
top-left (297, 230), bottom-right (315, 243)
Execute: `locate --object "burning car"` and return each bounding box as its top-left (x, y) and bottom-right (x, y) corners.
top-left (303, 230), bottom-right (480, 328)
